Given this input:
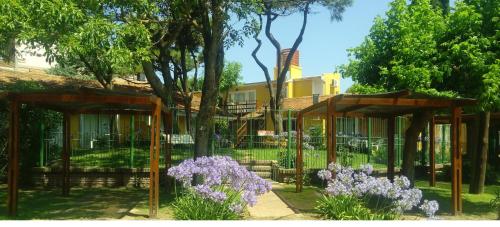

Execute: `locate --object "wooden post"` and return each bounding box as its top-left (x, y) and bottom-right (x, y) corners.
top-left (429, 117), bottom-right (436, 187)
top-left (62, 112), bottom-right (71, 196)
top-left (387, 116), bottom-right (395, 182)
top-left (326, 99), bottom-right (333, 164)
top-left (451, 107), bottom-right (463, 215)
top-left (7, 100), bottom-right (19, 216)
top-left (332, 110), bottom-right (337, 164)
top-left (149, 99), bottom-right (161, 218)
top-left (130, 114), bottom-right (135, 168)
top-left (296, 112), bottom-right (303, 193)
top-left (164, 111), bottom-right (173, 193)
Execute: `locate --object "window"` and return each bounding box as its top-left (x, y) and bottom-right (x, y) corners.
top-left (332, 79), bottom-right (338, 87)
top-left (229, 90), bottom-right (256, 103)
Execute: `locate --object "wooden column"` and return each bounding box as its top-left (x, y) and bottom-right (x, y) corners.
top-left (429, 117), bottom-right (436, 187)
top-left (387, 116), bottom-right (395, 181)
top-left (326, 99), bottom-right (333, 164)
top-left (164, 111), bottom-right (173, 193)
top-left (62, 112), bottom-right (71, 196)
top-left (295, 112), bottom-right (303, 193)
top-left (451, 107), bottom-right (463, 215)
top-left (7, 100), bottom-right (19, 216)
top-left (332, 110), bottom-right (337, 164)
top-left (149, 99), bottom-right (161, 218)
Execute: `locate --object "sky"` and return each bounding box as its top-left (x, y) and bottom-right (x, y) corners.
top-left (225, 0), bottom-right (453, 93)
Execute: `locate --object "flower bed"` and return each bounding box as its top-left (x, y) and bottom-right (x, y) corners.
top-left (167, 156), bottom-right (272, 220)
top-left (315, 163), bottom-right (439, 220)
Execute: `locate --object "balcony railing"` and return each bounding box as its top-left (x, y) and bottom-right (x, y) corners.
top-left (224, 101), bottom-right (257, 114)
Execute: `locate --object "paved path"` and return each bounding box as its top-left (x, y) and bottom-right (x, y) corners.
top-left (247, 182), bottom-right (316, 220)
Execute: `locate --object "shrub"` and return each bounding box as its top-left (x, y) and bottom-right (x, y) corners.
top-left (168, 156), bottom-right (272, 220)
top-left (315, 163), bottom-right (439, 220)
top-left (172, 190), bottom-right (241, 220)
top-left (490, 190), bottom-right (500, 220)
top-left (316, 195), bottom-right (374, 220)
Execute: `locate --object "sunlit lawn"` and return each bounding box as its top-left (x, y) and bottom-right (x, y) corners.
top-left (0, 184), bottom-right (175, 220)
top-left (69, 147), bottom-right (388, 170)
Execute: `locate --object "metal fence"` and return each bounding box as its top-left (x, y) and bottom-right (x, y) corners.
top-left (38, 111), bottom-right (452, 171)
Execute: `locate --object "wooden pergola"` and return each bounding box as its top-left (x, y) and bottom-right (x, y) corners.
top-left (295, 90), bottom-right (477, 215)
top-left (4, 87), bottom-right (171, 218)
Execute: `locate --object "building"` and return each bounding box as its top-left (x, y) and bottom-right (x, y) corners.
top-left (0, 43), bottom-right (55, 71)
top-left (226, 49), bottom-right (341, 135)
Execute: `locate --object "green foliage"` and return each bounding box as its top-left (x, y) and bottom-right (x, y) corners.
top-left (172, 190), bottom-right (241, 220)
top-left (341, 0), bottom-right (448, 96)
top-left (220, 61), bottom-right (243, 93)
top-left (307, 126), bottom-right (324, 149)
top-left (490, 190), bottom-right (500, 220)
top-left (315, 195), bottom-right (397, 220)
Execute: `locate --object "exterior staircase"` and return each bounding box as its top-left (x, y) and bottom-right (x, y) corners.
top-left (238, 160), bottom-right (276, 179)
top-left (236, 120), bottom-right (248, 148)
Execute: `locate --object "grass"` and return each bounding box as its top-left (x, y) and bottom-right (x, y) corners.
top-left (67, 146), bottom-right (389, 170)
top-left (414, 180), bottom-right (500, 220)
top-left (0, 184), bottom-right (176, 220)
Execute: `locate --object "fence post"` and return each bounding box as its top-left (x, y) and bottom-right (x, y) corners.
top-left (130, 115), bottom-right (135, 168)
top-left (397, 117), bottom-right (402, 166)
top-left (39, 121), bottom-right (45, 167)
top-left (287, 109), bottom-right (292, 168)
top-left (249, 117), bottom-right (254, 149)
top-left (367, 117), bottom-right (372, 163)
top-left (441, 124), bottom-right (446, 164)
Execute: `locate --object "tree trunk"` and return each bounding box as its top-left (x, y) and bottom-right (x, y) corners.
top-left (469, 111), bottom-right (490, 194)
top-left (402, 110), bottom-right (433, 184)
top-left (194, 0), bottom-right (224, 159)
top-left (184, 100), bottom-right (192, 135)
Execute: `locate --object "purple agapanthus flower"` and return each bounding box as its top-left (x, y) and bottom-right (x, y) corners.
top-left (319, 162), bottom-right (439, 218)
top-left (168, 156), bottom-right (272, 213)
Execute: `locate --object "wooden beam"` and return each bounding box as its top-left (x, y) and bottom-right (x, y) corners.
top-left (62, 112), bottom-right (71, 196)
top-left (149, 98), bottom-right (161, 218)
top-left (338, 104), bottom-right (371, 113)
top-left (337, 97), bottom-right (465, 108)
top-left (429, 117), bottom-right (436, 187)
top-left (332, 110), bottom-right (337, 164)
top-left (387, 116), bottom-right (395, 181)
top-left (13, 93), bottom-right (155, 106)
top-left (7, 100), bottom-right (19, 216)
top-left (451, 107), bottom-right (463, 215)
top-left (296, 112), bottom-right (303, 193)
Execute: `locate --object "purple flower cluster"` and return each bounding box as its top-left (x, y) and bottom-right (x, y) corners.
top-left (168, 156), bottom-right (272, 213)
top-left (419, 200), bottom-right (439, 218)
top-left (318, 162), bottom-right (439, 218)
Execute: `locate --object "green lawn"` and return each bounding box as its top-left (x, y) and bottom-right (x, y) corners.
top-left (0, 184), bottom-right (175, 220)
top-left (68, 147), bottom-right (388, 170)
top-left (414, 180), bottom-right (500, 220)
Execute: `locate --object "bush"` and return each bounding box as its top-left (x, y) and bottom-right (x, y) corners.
top-left (315, 163), bottom-right (440, 220)
top-left (316, 195), bottom-right (396, 220)
top-left (172, 190), bottom-right (240, 220)
top-left (168, 156), bottom-right (272, 220)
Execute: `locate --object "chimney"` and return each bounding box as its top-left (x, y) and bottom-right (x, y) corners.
top-left (313, 94), bottom-right (319, 104)
top-left (280, 48), bottom-right (299, 68)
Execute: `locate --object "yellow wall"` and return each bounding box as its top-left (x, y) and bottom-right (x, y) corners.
top-left (273, 65), bottom-right (303, 81)
top-left (229, 83), bottom-right (272, 109)
top-left (292, 79), bottom-right (312, 98)
top-left (321, 72), bottom-right (341, 95)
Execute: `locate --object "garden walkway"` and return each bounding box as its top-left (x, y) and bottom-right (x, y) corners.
top-left (247, 182), bottom-right (316, 220)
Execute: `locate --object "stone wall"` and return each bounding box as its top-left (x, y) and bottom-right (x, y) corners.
top-left (31, 167), bottom-right (169, 188)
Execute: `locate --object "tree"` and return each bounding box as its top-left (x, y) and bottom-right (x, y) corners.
top-left (251, 0), bottom-right (353, 133)
top-left (0, 0), bottom-right (144, 90)
top-left (438, 0), bottom-right (499, 193)
top-left (219, 61), bottom-right (243, 113)
top-left (341, 0), bottom-right (451, 183)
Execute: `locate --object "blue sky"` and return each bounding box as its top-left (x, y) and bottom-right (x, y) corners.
top-left (225, 0), bottom-right (453, 93)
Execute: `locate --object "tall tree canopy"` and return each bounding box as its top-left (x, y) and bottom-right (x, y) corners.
top-left (341, 0), bottom-right (499, 186)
